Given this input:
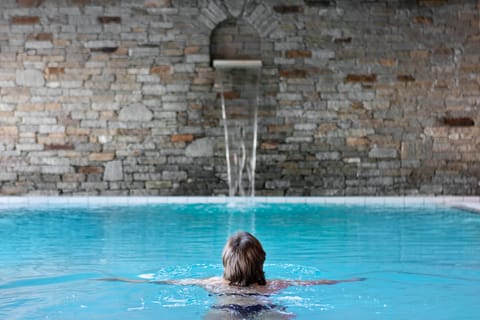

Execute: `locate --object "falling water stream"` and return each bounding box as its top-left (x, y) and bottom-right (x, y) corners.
top-left (215, 60), bottom-right (262, 196)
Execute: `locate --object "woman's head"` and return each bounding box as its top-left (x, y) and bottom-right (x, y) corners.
top-left (222, 231), bottom-right (266, 287)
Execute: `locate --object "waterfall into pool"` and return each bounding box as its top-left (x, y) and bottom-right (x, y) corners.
top-left (214, 60), bottom-right (262, 197)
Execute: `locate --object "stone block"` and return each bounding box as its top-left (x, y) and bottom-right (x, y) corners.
top-left (344, 74), bottom-right (377, 83)
top-left (273, 5), bottom-right (303, 14)
top-left (286, 50), bottom-right (312, 58)
top-left (369, 147), bottom-right (397, 158)
top-left (26, 41), bottom-right (53, 49)
top-left (397, 75), bottom-right (415, 82)
top-left (186, 54), bottom-right (210, 63)
top-left (171, 134), bottom-right (194, 142)
top-left (41, 166), bottom-right (74, 174)
top-left (315, 152), bottom-right (340, 160)
top-left (118, 104), bottom-right (153, 121)
top-left (143, 84), bottom-right (166, 95)
top-left (98, 16), bottom-right (121, 24)
top-left (89, 153), bottom-right (115, 161)
top-left (185, 138), bottom-right (214, 157)
top-left (279, 69), bottom-right (307, 78)
top-left (162, 171), bottom-right (187, 181)
top-left (150, 65), bottom-right (173, 75)
top-left (11, 16), bottom-right (40, 24)
top-left (16, 69), bottom-right (45, 87)
top-left (128, 47), bottom-right (159, 57)
top-left (0, 173), bottom-right (17, 181)
top-left (104, 160), bottom-right (123, 181)
top-left (0, 126), bottom-right (18, 136)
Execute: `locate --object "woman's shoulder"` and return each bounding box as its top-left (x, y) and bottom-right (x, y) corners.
top-left (173, 276), bottom-right (225, 286)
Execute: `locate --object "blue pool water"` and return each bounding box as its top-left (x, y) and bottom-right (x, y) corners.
top-left (1, 201), bottom-right (480, 319)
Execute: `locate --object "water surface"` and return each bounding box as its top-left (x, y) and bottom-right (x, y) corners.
top-left (1, 202), bottom-right (479, 319)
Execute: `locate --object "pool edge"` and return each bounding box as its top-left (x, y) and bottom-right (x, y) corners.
top-left (0, 196), bottom-right (479, 208)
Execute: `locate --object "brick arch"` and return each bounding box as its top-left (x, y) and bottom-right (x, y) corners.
top-left (198, 1), bottom-right (278, 38)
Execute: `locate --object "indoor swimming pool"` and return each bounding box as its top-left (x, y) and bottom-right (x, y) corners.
top-left (0, 198), bottom-right (479, 319)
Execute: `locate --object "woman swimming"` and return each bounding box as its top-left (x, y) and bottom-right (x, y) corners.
top-left (99, 231), bottom-right (364, 319)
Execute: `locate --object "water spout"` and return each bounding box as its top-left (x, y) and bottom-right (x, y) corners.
top-left (215, 60), bottom-right (262, 197)
top-left (213, 59), bottom-right (262, 70)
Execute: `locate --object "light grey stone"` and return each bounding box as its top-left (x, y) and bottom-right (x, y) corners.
top-left (369, 148), bottom-right (397, 158)
top-left (118, 104), bottom-right (153, 122)
top-left (26, 41), bottom-right (53, 49)
top-left (85, 40), bottom-right (119, 49)
top-left (0, 173), bottom-right (17, 181)
top-left (16, 69), bottom-right (45, 87)
top-left (143, 85), bottom-right (166, 95)
top-left (185, 138), bottom-right (214, 157)
top-left (104, 160), bottom-right (123, 181)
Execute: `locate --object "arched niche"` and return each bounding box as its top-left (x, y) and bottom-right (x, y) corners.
top-left (210, 18), bottom-right (261, 61)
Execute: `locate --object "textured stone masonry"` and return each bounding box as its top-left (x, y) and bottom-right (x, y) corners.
top-left (0, 0), bottom-right (479, 196)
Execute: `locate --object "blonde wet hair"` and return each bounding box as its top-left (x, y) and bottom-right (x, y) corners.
top-left (222, 231), bottom-right (266, 287)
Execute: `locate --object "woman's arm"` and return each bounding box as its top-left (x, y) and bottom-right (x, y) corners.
top-left (288, 277), bottom-right (366, 286)
top-left (95, 277), bottom-right (219, 286)
top-left (95, 277), bottom-right (174, 284)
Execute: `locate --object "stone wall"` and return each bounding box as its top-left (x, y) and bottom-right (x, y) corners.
top-left (0, 0), bottom-right (479, 196)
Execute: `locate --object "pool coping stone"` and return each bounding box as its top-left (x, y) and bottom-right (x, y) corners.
top-left (0, 196), bottom-right (479, 212)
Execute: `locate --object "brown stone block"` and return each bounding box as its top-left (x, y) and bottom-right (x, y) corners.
top-left (279, 69), bottom-right (307, 78)
top-left (286, 50), bottom-right (312, 58)
top-left (352, 101), bottom-right (364, 109)
top-left (118, 128), bottom-right (150, 136)
top-left (45, 144), bottom-right (75, 150)
top-left (164, 49), bottom-right (183, 57)
top-left (347, 137), bottom-right (370, 147)
top-left (0, 126), bottom-right (18, 136)
top-left (89, 153), bottom-right (115, 161)
top-left (414, 16), bottom-right (433, 24)
top-left (0, 111), bottom-right (14, 119)
top-left (1, 186), bottom-right (26, 195)
top-left (38, 133), bottom-right (66, 145)
top-left (98, 16), bottom-right (122, 24)
top-left (17, 103), bottom-right (45, 112)
top-left (53, 39), bottom-right (71, 47)
top-left (184, 46), bottom-right (201, 54)
top-left (27, 33), bottom-right (53, 41)
top-left (146, 181), bottom-right (172, 189)
top-left (11, 16), bottom-right (40, 24)
top-left (344, 74), bottom-right (377, 83)
top-left (443, 117), bottom-right (475, 127)
top-left (150, 65), bottom-right (173, 75)
top-left (261, 141), bottom-right (278, 150)
top-left (268, 124), bottom-right (293, 133)
top-left (397, 75), bottom-right (416, 82)
top-left (78, 166), bottom-right (104, 174)
top-left (171, 134), bottom-right (194, 142)
top-left (273, 5), bottom-right (303, 14)
top-left (218, 91), bottom-right (240, 100)
top-left (45, 103), bottom-right (62, 111)
top-left (379, 58), bottom-right (396, 67)
top-left (45, 67), bottom-right (65, 79)
top-left (334, 37), bottom-right (352, 44)
top-left (193, 77), bottom-right (213, 85)
top-left (433, 48), bottom-right (454, 55)
top-left (67, 128), bottom-right (90, 136)
top-left (434, 80), bottom-right (448, 90)
top-left (410, 50), bottom-right (429, 59)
